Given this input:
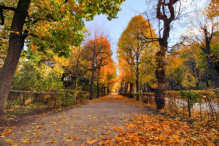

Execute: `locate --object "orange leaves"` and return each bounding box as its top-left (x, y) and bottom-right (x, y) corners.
top-left (36, 125), bottom-right (43, 129)
top-left (69, 135), bottom-right (74, 139)
top-left (5, 140), bottom-right (17, 146)
top-left (46, 140), bottom-right (57, 144)
top-left (55, 129), bottom-right (61, 132)
top-left (114, 113), bottom-right (219, 145)
top-left (82, 33), bottom-right (116, 90)
top-left (86, 139), bottom-right (97, 145)
top-left (0, 129), bottom-right (13, 137)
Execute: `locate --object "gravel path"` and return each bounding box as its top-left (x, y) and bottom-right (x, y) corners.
top-left (0, 93), bottom-right (145, 146)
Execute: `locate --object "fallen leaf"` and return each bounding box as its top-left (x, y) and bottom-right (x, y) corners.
top-left (66, 139), bottom-right (72, 142)
top-left (1, 129), bottom-right (14, 137)
top-left (86, 140), bottom-right (97, 145)
top-left (46, 140), bottom-right (57, 144)
top-left (69, 136), bottom-right (73, 139)
top-left (36, 126), bottom-right (43, 129)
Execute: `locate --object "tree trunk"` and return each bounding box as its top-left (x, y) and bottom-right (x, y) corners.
top-left (136, 56), bottom-right (139, 93)
top-left (206, 55), bottom-right (218, 88)
top-left (155, 44), bottom-right (167, 110)
top-left (155, 68), bottom-right (166, 109)
top-left (89, 69), bottom-right (94, 100)
top-left (107, 87), bottom-right (110, 94)
top-left (129, 83), bottom-right (134, 98)
top-left (104, 87), bottom-right (106, 96)
top-left (205, 71), bottom-right (210, 88)
top-left (203, 27), bottom-right (218, 88)
top-left (153, 0), bottom-right (179, 110)
top-left (0, 0), bottom-right (31, 122)
top-left (136, 80), bottom-right (139, 93)
top-left (96, 82), bottom-right (99, 98)
top-left (120, 80), bottom-right (124, 93)
top-left (195, 69), bottom-right (200, 90)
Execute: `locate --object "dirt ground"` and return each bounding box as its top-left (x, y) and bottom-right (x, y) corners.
top-left (0, 93), bottom-right (147, 146)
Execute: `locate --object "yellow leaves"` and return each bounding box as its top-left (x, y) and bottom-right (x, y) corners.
top-left (206, 142), bottom-right (215, 146)
top-left (136, 121), bottom-right (143, 124)
top-left (8, 30), bottom-right (20, 35)
top-left (86, 139), bottom-right (97, 145)
top-left (46, 140), bottom-right (57, 144)
top-left (21, 139), bottom-right (40, 144)
top-left (51, 122), bottom-right (57, 126)
top-left (5, 139), bottom-right (17, 146)
top-left (55, 129), bottom-right (61, 132)
top-left (66, 139), bottom-right (72, 142)
top-left (30, 42), bottom-right (38, 52)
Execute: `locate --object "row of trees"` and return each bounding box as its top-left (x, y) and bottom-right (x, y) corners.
top-left (10, 30), bottom-right (117, 100)
top-left (0, 0), bottom-right (124, 121)
top-left (117, 14), bottom-right (158, 97)
top-left (117, 0), bottom-right (219, 109)
top-left (66, 31), bottom-right (117, 100)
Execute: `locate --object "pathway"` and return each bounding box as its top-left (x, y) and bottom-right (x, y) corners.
top-left (0, 93), bottom-right (145, 146)
top-left (1, 93), bottom-right (218, 145)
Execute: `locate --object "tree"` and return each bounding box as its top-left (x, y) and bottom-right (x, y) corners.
top-left (0, 0), bottom-right (124, 121)
top-left (118, 14), bottom-right (157, 93)
top-left (139, 43), bottom-right (158, 91)
top-left (99, 59), bottom-right (117, 95)
top-left (139, 0), bottom-right (182, 109)
top-left (166, 45), bottom-right (202, 90)
top-left (82, 35), bottom-right (112, 100)
top-left (189, 10), bottom-right (219, 87)
top-left (67, 46), bottom-right (86, 90)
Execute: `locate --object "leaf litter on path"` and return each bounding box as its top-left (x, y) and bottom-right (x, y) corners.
top-left (1, 94), bottom-right (218, 145)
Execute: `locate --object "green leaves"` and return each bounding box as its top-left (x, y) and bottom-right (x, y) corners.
top-left (11, 61), bottom-right (63, 92)
top-left (179, 90), bottom-right (199, 107)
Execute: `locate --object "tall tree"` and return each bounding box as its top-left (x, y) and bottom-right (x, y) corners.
top-left (189, 11), bottom-right (219, 87)
top-left (99, 59), bottom-right (117, 95)
top-left (118, 14), bottom-right (156, 93)
top-left (139, 42), bottom-right (158, 91)
top-left (83, 35), bottom-right (112, 100)
top-left (139, 0), bottom-right (182, 109)
top-left (0, 0), bottom-right (124, 121)
top-left (154, 0), bottom-right (181, 109)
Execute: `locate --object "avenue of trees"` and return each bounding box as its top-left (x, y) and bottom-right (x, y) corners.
top-left (0, 0), bottom-right (218, 121)
top-left (0, 0), bottom-right (123, 121)
top-left (117, 0), bottom-right (219, 109)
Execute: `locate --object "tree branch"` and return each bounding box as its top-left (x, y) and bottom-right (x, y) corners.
top-left (0, 9), bottom-right (3, 25)
top-left (0, 5), bottom-right (16, 25)
top-left (0, 5), bottom-right (16, 11)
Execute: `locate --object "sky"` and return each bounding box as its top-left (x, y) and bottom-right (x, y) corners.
top-left (85, 0), bottom-right (147, 63)
top-left (85, 0), bottom-right (208, 65)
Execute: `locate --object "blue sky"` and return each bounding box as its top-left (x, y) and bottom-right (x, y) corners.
top-left (85, 0), bottom-right (207, 65)
top-left (85, 0), bottom-right (147, 63)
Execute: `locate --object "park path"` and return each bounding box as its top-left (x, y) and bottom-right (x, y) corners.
top-left (0, 93), bottom-right (146, 146)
